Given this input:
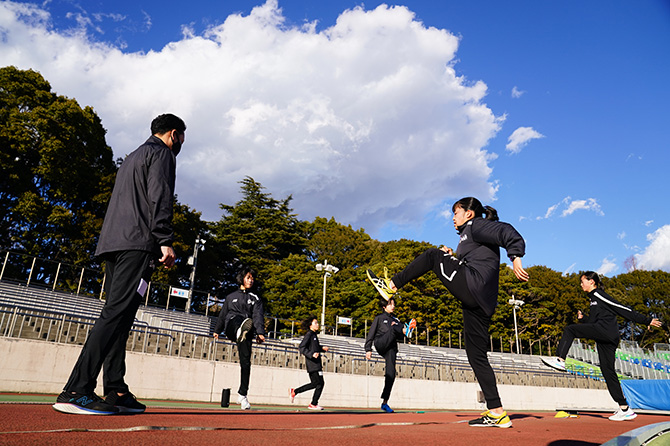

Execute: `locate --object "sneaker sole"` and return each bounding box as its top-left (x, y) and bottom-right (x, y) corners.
top-left (469, 422), bottom-right (512, 428)
top-left (52, 403), bottom-right (118, 415)
top-left (237, 319), bottom-right (254, 342)
top-left (116, 406), bottom-right (146, 414)
top-left (366, 269), bottom-right (392, 301)
top-left (610, 415), bottom-right (637, 421)
top-left (540, 357), bottom-right (566, 372)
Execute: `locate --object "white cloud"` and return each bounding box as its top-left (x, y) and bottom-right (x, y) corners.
top-left (617, 231), bottom-right (626, 240)
top-left (540, 202), bottom-right (561, 220)
top-left (505, 126), bottom-right (544, 154)
top-left (562, 198), bottom-right (603, 217)
top-left (635, 225), bottom-right (670, 272)
top-left (534, 196), bottom-right (603, 220)
top-left (645, 220), bottom-right (654, 227)
top-left (511, 86), bottom-right (524, 98)
top-left (562, 263), bottom-right (577, 276)
top-left (0, 0), bottom-right (502, 232)
top-left (596, 257), bottom-right (618, 276)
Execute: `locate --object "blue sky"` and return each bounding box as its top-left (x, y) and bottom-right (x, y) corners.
top-left (2, 0), bottom-right (670, 276)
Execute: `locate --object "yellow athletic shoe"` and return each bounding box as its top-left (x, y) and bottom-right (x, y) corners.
top-left (366, 269), bottom-right (396, 301)
top-left (555, 410), bottom-right (579, 418)
top-left (468, 410), bottom-right (513, 428)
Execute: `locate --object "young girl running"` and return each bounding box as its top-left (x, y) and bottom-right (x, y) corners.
top-left (370, 197), bottom-right (528, 427)
top-left (542, 271), bottom-right (662, 421)
top-left (290, 316), bottom-right (329, 410)
top-left (364, 297), bottom-right (416, 413)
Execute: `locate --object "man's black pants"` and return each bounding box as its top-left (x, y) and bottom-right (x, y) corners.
top-left (64, 250), bottom-right (154, 395)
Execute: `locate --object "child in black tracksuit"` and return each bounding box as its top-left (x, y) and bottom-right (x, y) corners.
top-left (543, 270), bottom-right (662, 421)
top-left (290, 316), bottom-right (329, 410)
top-left (381, 197), bottom-right (528, 427)
top-left (364, 297), bottom-right (413, 413)
top-left (213, 266), bottom-right (266, 410)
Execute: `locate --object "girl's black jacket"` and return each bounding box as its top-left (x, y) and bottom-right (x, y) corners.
top-left (582, 288), bottom-right (652, 343)
top-left (364, 312), bottom-right (403, 353)
top-left (299, 330), bottom-right (326, 373)
top-left (456, 217), bottom-right (526, 316)
top-left (213, 288), bottom-right (266, 339)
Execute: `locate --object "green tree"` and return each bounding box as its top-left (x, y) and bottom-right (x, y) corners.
top-left (0, 66), bottom-right (116, 265)
top-left (210, 176), bottom-right (307, 289)
top-left (506, 266), bottom-right (585, 353)
top-left (147, 199), bottom-right (220, 311)
top-left (609, 270), bottom-right (670, 347)
top-left (366, 240), bottom-right (461, 344)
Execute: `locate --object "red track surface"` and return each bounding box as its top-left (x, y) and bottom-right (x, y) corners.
top-left (1, 404), bottom-right (667, 446)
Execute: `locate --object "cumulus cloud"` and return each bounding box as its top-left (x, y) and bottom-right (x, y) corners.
top-left (505, 126), bottom-right (544, 154)
top-left (535, 196), bottom-right (604, 220)
top-left (596, 257), bottom-right (618, 276)
top-left (635, 225), bottom-right (670, 272)
top-left (0, 0), bottom-right (502, 232)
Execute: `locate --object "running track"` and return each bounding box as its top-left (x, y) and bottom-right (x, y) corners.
top-left (1, 403), bottom-right (668, 445)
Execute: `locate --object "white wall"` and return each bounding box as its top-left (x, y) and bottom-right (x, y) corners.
top-left (0, 337), bottom-right (616, 411)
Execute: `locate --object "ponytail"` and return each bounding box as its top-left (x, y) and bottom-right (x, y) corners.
top-left (483, 205), bottom-right (499, 222)
top-left (452, 197), bottom-right (499, 222)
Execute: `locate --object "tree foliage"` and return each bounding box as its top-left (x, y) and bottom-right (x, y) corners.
top-left (209, 176), bottom-right (307, 290)
top-left (0, 66), bottom-right (116, 265)
top-left (3, 67), bottom-right (669, 352)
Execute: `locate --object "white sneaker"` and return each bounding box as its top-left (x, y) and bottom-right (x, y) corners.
top-left (541, 356), bottom-right (566, 372)
top-left (609, 407), bottom-right (637, 421)
top-left (237, 394), bottom-right (251, 410)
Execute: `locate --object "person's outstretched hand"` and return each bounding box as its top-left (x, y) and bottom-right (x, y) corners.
top-left (513, 257), bottom-right (529, 282)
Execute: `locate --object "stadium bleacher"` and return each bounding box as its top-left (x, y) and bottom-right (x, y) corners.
top-left (0, 280), bottom-right (620, 389)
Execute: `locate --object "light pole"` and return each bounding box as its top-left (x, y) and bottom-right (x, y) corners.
top-left (508, 295), bottom-right (524, 354)
top-left (186, 236), bottom-right (206, 313)
top-left (315, 260), bottom-right (339, 334)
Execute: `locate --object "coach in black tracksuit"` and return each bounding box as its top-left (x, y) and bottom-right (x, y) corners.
top-left (55, 114), bottom-right (186, 415)
top-left (365, 297), bottom-right (405, 411)
top-left (556, 271), bottom-right (661, 410)
top-left (213, 267), bottom-right (266, 403)
top-left (388, 197), bottom-right (528, 426)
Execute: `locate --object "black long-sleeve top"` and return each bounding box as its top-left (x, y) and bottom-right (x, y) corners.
top-left (96, 136), bottom-right (176, 257)
top-left (455, 217), bottom-right (526, 316)
top-left (582, 288), bottom-right (652, 343)
top-left (299, 330), bottom-right (326, 372)
top-left (213, 288), bottom-right (266, 338)
top-left (364, 312), bottom-right (403, 352)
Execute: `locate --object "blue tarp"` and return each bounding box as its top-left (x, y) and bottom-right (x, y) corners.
top-left (621, 380), bottom-right (670, 411)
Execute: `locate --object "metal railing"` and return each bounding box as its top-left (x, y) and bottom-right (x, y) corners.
top-left (0, 303), bottom-right (606, 389)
